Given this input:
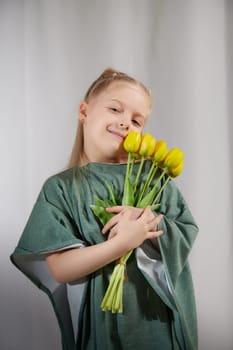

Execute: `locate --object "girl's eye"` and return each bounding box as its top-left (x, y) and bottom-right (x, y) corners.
top-left (109, 107), bottom-right (120, 113)
top-left (132, 119), bottom-right (141, 127)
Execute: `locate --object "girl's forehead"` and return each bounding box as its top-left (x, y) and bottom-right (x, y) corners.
top-left (105, 81), bottom-right (146, 96)
top-left (86, 81), bottom-right (152, 117)
top-left (93, 81), bottom-right (151, 107)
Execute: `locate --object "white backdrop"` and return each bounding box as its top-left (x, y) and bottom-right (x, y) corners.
top-left (1, 0), bottom-right (232, 349)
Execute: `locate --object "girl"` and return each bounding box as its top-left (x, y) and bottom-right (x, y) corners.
top-left (11, 68), bottom-right (198, 350)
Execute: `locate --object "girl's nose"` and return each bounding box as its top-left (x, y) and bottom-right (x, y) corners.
top-left (119, 120), bottom-right (129, 130)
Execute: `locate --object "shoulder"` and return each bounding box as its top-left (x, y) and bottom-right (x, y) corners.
top-left (159, 178), bottom-right (187, 213)
top-left (41, 167), bottom-right (80, 199)
top-left (45, 167), bottom-right (75, 183)
top-left (163, 178), bottom-right (184, 201)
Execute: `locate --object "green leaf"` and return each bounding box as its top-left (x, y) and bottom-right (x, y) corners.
top-left (136, 185), bottom-right (158, 208)
top-left (151, 203), bottom-right (161, 211)
top-left (134, 182), bottom-right (144, 203)
top-left (94, 196), bottom-right (114, 208)
top-left (105, 182), bottom-right (117, 205)
top-left (90, 205), bottom-right (114, 226)
top-left (122, 177), bottom-right (134, 206)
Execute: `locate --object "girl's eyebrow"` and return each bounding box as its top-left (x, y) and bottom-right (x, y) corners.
top-left (109, 99), bottom-right (147, 120)
top-left (109, 98), bottom-right (123, 105)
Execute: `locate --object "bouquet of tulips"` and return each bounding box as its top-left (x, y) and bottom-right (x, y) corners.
top-left (91, 131), bottom-right (184, 313)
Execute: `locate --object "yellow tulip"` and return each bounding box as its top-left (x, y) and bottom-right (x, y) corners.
top-left (163, 148), bottom-right (184, 169)
top-left (123, 131), bottom-right (141, 153)
top-left (168, 159), bottom-right (184, 177)
top-left (138, 133), bottom-right (156, 157)
top-left (153, 140), bottom-right (168, 163)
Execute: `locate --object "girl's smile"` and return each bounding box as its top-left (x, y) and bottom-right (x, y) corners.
top-left (107, 128), bottom-right (125, 141)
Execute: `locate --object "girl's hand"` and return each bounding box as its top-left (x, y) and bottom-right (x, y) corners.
top-left (102, 206), bottom-right (164, 250)
top-left (102, 206), bottom-right (144, 236)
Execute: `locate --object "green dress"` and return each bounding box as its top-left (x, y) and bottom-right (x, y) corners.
top-left (10, 162), bottom-right (198, 350)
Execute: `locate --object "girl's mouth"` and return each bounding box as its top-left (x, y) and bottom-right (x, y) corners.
top-left (108, 129), bottom-right (125, 140)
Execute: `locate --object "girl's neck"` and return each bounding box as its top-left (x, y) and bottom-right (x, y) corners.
top-left (80, 151), bottom-right (128, 166)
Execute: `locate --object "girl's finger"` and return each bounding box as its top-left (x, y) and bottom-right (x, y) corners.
top-left (102, 215), bottom-right (119, 234)
top-left (147, 216), bottom-right (158, 230)
top-left (154, 213), bottom-right (164, 225)
top-left (102, 208), bottom-right (128, 233)
top-left (139, 205), bottom-right (152, 220)
top-left (148, 214), bottom-right (164, 231)
top-left (147, 229), bottom-right (164, 240)
top-left (108, 228), bottom-right (117, 240)
top-left (105, 206), bottom-right (126, 213)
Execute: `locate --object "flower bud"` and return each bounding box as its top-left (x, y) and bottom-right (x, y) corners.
top-left (123, 131), bottom-right (141, 153)
top-left (153, 140), bottom-right (168, 163)
top-left (163, 148), bottom-right (184, 169)
top-left (138, 133), bottom-right (156, 157)
top-left (168, 159), bottom-right (184, 177)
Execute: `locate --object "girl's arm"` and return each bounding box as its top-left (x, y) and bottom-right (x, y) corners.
top-left (102, 205), bottom-right (163, 249)
top-left (46, 238), bottom-right (128, 284)
top-left (46, 206), bottom-right (163, 284)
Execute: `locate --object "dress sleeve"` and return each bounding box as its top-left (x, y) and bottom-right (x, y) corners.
top-left (157, 179), bottom-right (199, 288)
top-left (10, 176), bottom-right (87, 349)
top-left (136, 179), bottom-right (198, 350)
top-left (14, 177), bottom-right (85, 255)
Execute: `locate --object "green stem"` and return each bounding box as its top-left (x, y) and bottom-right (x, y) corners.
top-left (152, 174), bottom-right (170, 206)
top-left (121, 249), bottom-right (133, 264)
top-left (105, 182), bottom-right (117, 205)
top-left (148, 162), bottom-right (159, 188)
top-left (101, 264), bottom-right (122, 310)
top-left (133, 156), bottom-right (145, 192)
top-left (152, 169), bottom-right (167, 194)
top-left (123, 152), bottom-right (132, 195)
top-left (101, 249), bottom-right (133, 313)
top-left (114, 277), bottom-right (124, 313)
top-left (128, 155), bottom-right (135, 179)
top-left (136, 160), bottom-right (158, 205)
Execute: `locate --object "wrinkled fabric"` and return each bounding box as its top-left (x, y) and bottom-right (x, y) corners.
top-left (11, 161), bottom-right (198, 350)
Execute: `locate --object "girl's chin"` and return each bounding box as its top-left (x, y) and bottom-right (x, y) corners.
top-left (117, 154), bottom-right (128, 162)
top-left (94, 144), bottom-right (127, 163)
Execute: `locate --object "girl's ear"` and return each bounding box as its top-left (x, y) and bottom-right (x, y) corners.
top-left (79, 102), bottom-right (88, 123)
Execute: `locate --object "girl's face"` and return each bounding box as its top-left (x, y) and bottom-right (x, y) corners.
top-left (80, 81), bottom-right (151, 164)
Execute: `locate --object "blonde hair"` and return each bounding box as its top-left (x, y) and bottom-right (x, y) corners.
top-left (69, 68), bottom-right (151, 167)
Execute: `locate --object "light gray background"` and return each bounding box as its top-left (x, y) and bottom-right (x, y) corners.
top-left (1, 0), bottom-right (232, 349)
